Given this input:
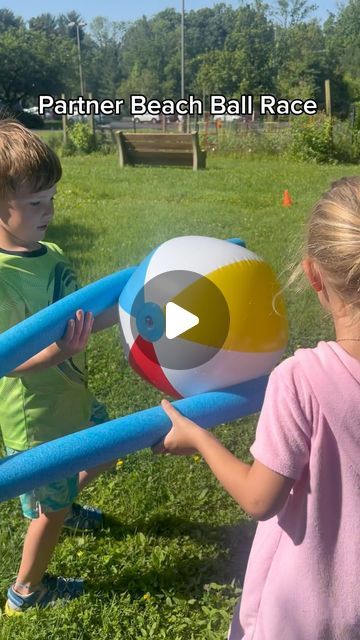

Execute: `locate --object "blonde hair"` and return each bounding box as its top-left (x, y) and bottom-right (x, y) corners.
top-left (0, 119), bottom-right (62, 199)
top-left (290, 177), bottom-right (360, 312)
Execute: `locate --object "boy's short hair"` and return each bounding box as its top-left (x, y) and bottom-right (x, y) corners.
top-left (0, 119), bottom-right (62, 199)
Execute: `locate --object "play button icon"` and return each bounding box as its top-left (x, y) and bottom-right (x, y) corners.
top-left (125, 269), bottom-right (230, 370)
top-left (165, 302), bottom-right (199, 339)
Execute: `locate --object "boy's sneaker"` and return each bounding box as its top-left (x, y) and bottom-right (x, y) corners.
top-left (63, 503), bottom-right (103, 532)
top-left (5, 574), bottom-right (84, 615)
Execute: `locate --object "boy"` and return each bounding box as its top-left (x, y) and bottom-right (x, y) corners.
top-left (0, 119), bottom-right (118, 613)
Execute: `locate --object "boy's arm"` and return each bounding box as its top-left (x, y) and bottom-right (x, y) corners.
top-left (92, 304), bottom-right (119, 332)
top-left (9, 304), bottom-right (117, 375)
top-left (8, 310), bottom-right (94, 376)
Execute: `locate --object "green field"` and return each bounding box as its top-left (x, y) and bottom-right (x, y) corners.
top-left (0, 155), bottom-right (358, 639)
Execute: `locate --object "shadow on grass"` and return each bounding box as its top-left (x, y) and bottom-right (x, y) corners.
top-left (47, 221), bottom-right (97, 273)
top-left (85, 514), bottom-right (256, 599)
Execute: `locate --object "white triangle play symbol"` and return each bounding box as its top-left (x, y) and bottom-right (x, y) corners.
top-left (165, 302), bottom-right (199, 340)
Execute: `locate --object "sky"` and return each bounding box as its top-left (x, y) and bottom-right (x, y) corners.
top-left (5, 0), bottom-right (339, 25)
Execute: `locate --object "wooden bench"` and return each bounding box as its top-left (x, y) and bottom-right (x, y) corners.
top-left (115, 132), bottom-right (206, 170)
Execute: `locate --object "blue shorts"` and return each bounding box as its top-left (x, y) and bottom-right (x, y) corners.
top-left (4, 400), bottom-right (108, 519)
top-left (5, 447), bottom-right (79, 520)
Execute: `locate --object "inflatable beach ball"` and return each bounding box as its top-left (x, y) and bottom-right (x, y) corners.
top-left (119, 236), bottom-right (287, 398)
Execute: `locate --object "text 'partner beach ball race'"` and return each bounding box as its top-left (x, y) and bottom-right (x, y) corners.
top-left (119, 236), bottom-right (288, 398)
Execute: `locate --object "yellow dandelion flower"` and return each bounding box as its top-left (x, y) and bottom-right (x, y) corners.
top-left (143, 592), bottom-right (151, 600)
top-left (192, 455), bottom-right (201, 463)
top-left (116, 459), bottom-right (124, 469)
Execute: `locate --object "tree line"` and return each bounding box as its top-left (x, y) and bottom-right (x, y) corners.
top-left (0, 1), bottom-right (359, 116)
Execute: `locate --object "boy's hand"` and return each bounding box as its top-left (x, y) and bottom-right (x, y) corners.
top-left (9, 310), bottom-right (94, 375)
top-left (152, 399), bottom-right (204, 456)
top-left (56, 310), bottom-right (94, 358)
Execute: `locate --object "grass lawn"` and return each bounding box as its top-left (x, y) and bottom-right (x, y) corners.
top-left (0, 154), bottom-right (359, 639)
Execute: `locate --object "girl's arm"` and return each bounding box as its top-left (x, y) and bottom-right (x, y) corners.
top-left (155, 399), bottom-right (295, 521)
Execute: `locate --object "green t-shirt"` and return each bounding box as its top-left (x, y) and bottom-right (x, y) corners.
top-left (0, 242), bottom-right (97, 450)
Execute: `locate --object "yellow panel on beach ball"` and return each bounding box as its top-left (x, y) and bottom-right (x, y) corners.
top-left (172, 259), bottom-right (287, 352)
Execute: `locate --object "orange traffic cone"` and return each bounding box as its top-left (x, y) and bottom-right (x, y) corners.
top-left (282, 189), bottom-right (293, 206)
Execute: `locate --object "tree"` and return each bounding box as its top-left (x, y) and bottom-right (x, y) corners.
top-left (90, 16), bottom-right (125, 48)
top-left (118, 65), bottom-right (159, 108)
top-left (194, 50), bottom-right (239, 96)
top-left (185, 4), bottom-right (235, 58)
top-left (57, 11), bottom-right (86, 42)
top-left (0, 9), bottom-right (23, 33)
top-left (272, 0), bottom-right (317, 28)
top-left (0, 27), bottom-right (76, 105)
top-left (28, 13), bottom-right (58, 36)
top-left (0, 4), bottom-right (354, 116)
top-left (323, 0), bottom-right (360, 102)
top-left (120, 11), bottom-right (181, 99)
top-left (225, 2), bottom-right (276, 95)
top-left (86, 17), bottom-right (126, 98)
top-left (274, 21), bottom-right (326, 101)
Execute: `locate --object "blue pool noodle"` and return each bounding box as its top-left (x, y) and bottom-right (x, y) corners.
top-left (0, 377), bottom-right (267, 502)
top-left (0, 267), bottom-right (136, 378)
top-left (0, 258), bottom-right (268, 502)
top-left (0, 239), bottom-right (247, 377)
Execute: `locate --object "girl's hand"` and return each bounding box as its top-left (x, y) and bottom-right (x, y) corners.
top-left (152, 399), bottom-right (205, 456)
top-left (56, 310), bottom-right (94, 358)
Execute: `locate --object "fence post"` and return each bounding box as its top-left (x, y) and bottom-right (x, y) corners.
top-left (61, 93), bottom-right (67, 144)
top-left (325, 79), bottom-right (332, 118)
top-left (88, 91), bottom-right (95, 136)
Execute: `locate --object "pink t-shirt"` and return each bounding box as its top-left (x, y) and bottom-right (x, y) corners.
top-left (228, 341), bottom-right (360, 640)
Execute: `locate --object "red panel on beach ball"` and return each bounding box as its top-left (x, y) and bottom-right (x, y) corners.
top-left (129, 336), bottom-right (181, 398)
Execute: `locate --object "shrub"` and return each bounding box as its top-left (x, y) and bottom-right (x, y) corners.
top-left (353, 102), bottom-right (360, 132)
top-left (45, 125), bottom-right (116, 157)
top-left (200, 126), bottom-right (292, 158)
top-left (351, 130), bottom-right (360, 162)
top-left (59, 137), bottom-right (77, 157)
top-left (68, 122), bottom-right (96, 154)
top-left (327, 119), bottom-right (360, 164)
top-left (200, 117), bottom-right (359, 164)
top-left (290, 114), bottom-right (334, 164)
top-left (45, 133), bottom-right (63, 154)
top-left (95, 128), bottom-right (116, 155)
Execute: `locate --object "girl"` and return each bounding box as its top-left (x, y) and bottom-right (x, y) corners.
top-left (154, 176), bottom-right (360, 639)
